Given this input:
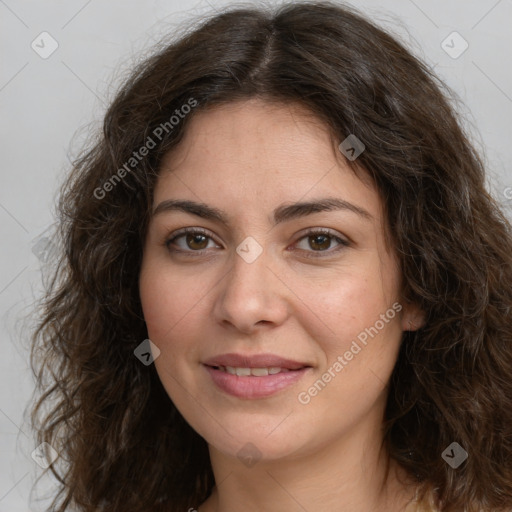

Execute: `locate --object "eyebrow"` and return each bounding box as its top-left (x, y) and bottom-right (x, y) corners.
top-left (151, 197), bottom-right (372, 225)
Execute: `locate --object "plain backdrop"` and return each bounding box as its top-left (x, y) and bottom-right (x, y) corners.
top-left (1, 0), bottom-right (511, 510)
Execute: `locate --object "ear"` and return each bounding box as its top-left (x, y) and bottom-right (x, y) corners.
top-left (401, 301), bottom-right (426, 331)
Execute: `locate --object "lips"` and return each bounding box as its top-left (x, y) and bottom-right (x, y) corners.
top-left (203, 353), bottom-right (312, 399)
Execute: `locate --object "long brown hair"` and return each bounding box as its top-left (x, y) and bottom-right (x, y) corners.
top-left (29, 2), bottom-right (512, 511)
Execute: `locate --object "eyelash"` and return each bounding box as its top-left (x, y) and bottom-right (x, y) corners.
top-left (164, 227), bottom-right (350, 258)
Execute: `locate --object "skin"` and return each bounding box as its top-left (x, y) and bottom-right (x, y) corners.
top-left (139, 98), bottom-right (425, 512)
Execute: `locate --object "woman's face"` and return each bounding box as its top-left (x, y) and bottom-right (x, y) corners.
top-left (139, 99), bottom-right (418, 463)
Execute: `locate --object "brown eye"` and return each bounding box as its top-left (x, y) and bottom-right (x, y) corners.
top-left (308, 234), bottom-right (332, 251)
top-left (166, 229), bottom-right (219, 252)
top-left (293, 229), bottom-right (349, 256)
top-left (186, 233), bottom-right (208, 250)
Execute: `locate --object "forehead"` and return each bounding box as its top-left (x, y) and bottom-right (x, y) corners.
top-left (154, 99), bottom-right (380, 219)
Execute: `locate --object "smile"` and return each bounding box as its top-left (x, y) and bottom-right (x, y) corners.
top-left (214, 365), bottom-right (292, 376)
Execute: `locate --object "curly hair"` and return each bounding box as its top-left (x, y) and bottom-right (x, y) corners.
top-left (29, 1), bottom-right (512, 511)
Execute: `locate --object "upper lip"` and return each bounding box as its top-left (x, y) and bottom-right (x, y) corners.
top-left (203, 353), bottom-right (310, 370)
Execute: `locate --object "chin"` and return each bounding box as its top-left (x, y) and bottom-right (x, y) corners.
top-left (192, 412), bottom-right (313, 464)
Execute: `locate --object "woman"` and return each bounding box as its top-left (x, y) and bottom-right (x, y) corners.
top-left (29, 2), bottom-right (512, 511)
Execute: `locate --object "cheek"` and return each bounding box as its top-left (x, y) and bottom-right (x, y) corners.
top-left (290, 268), bottom-right (392, 354)
top-left (139, 262), bottom-right (204, 401)
top-left (296, 284), bottom-right (403, 428)
top-left (139, 259), bottom-right (208, 343)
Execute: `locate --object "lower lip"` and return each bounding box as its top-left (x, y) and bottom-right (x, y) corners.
top-left (204, 365), bottom-right (310, 399)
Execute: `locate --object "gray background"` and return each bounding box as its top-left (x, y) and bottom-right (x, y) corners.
top-left (1, 0), bottom-right (511, 510)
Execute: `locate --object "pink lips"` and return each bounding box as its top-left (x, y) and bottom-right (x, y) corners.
top-left (203, 353), bottom-right (311, 399)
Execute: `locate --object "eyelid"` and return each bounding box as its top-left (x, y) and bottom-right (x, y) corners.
top-left (295, 226), bottom-right (348, 240)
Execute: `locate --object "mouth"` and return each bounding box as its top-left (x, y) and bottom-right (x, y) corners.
top-left (202, 353), bottom-right (312, 399)
top-left (207, 365), bottom-right (302, 376)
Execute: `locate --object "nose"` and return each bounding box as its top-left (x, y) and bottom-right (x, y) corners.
top-left (212, 246), bottom-right (290, 334)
